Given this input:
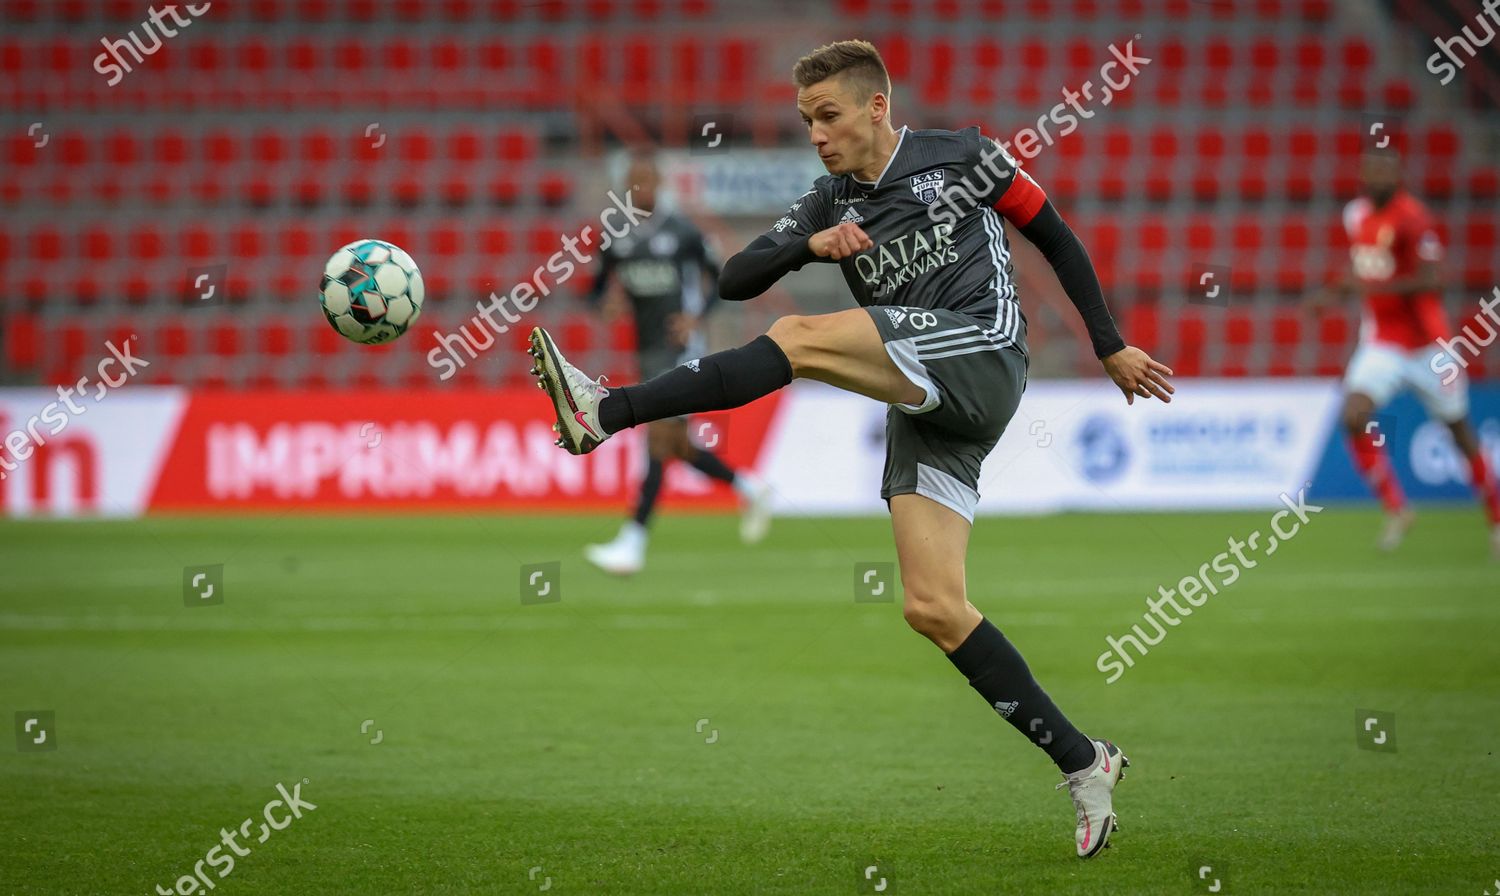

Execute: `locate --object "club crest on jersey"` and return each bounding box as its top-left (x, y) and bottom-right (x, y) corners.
top-left (840, 205), bottom-right (865, 224)
top-left (910, 170), bottom-right (946, 205)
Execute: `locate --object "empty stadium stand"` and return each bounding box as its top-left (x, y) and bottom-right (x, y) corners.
top-left (1, 0), bottom-right (1494, 387)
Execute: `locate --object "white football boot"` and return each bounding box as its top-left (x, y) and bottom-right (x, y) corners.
top-left (1376, 508), bottom-right (1415, 552)
top-left (1057, 739), bottom-right (1129, 859)
top-left (529, 327), bottom-right (611, 455)
top-left (736, 475), bottom-right (773, 545)
top-left (585, 522), bottom-right (647, 576)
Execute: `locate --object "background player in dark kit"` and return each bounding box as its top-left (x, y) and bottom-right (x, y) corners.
top-left (581, 153), bottom-right (771, 575)
top-left (530, 40), bottom-right (1174, 857)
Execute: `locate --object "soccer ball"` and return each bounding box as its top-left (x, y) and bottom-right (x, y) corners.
top-left (319, 239), bottom-right (425, 344)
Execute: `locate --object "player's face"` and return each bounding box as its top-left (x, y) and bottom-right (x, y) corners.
top-left (1359, 154), bottom-right (1400, 205)
top-left (797, 77), bottom-right (877, 176)
top-left (627, 160), bottom-right (659, 212)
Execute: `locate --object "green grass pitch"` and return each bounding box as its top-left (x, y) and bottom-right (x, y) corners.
top-left (2, 507), bottom-right (1497, 894)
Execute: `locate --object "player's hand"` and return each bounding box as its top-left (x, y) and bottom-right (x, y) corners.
top-left (1102, 346), bottom-right (1174, 405)
top-left (808, 222), bottom-right (873, 260)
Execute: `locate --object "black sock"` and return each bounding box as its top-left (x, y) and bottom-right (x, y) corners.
top-left (686, 448), bottom-right (736, 485)
top-left (598, 335), bottom-right (792, 435)
top-left (946, 618), bottom-right (1096, 774)
top-left (632, 458), bottom-right (664, 526)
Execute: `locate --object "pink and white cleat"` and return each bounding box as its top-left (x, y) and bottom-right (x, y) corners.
top-left (528, 326), bottom-right (611, 456)
top-left (1057, 739), bottom-right (1129, 858)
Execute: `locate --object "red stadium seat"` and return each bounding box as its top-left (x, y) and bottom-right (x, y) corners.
top-left (210, 321), bottom-right (241, 357)
top-left (1186, 215), bottom-right (1216, 256)
top-left (237, 38), bottom-right (272, 73)
top-left (561, 313), bottom-right (594, 353)
top-left (4, 313), bottom-right (40, 369)
top-left (179, 225), bottom-right (216, 263)
top-left (1420, 169), bottom-right (1455, 201)
top-left (312, 321), bottom-right (343, 357)
top-left (1268, 310), bottom-right (1302, 376)
top-left (447, 128), bottom-right (482, 164)
top-left (477, 225), bottom-right (512, 260)
top-left (920, 38), bottom-right (955, 106)
top-left (1315, 313), bottom-right (1352, 376)
top-left (1467, 168), bottom-right (1499, 200)
top-left (1221, 310), bottom-right (1256, 377)
top-left (623, 37), bottom-right (656, 101)
top-left (1124, 304), bottom-right (1159, 353)
top-left (103, 130), bottom-right (140, 168)
top-left (1381, 78), bottom-right (1415, 110)
top-left (429, 224), bottom-right (464, 261)
top-left (157, 319), bottom-right (192, 359)
top-left (81, 227), bottom-right (112, 261)
top-left (539, 172), bottom-right (573, 207)
top-left (498, 130), bottom-right (536, 165)
top-left (965, 38), bottom-right (1003, 106)
top-left (1174, 315), bottom-right (1206, 377)
top-left (29, 226), bottom-right (61, 262)
top-left (1423, 126), bottom-right (1460, 161)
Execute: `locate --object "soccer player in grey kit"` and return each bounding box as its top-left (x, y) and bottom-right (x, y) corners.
top-left (529, 40), bottom-right (1174, 857)
top-left (581, 153), bottom-right (771, 575)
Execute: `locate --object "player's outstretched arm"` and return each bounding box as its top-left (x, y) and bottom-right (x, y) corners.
top-left (997, 178), bottom-right (1174, 404)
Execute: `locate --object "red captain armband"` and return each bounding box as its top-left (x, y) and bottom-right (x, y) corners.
top-left (993, 170), bottom-right (1048, 227)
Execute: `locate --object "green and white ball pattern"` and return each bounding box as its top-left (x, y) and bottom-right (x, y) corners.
top-left (319, 239), bottom-right (424, 344)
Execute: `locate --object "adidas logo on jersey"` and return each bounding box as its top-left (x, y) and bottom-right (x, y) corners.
top-left (840, 205), bottom-right (865, 224)
top-left (993, 700), bottom-right (1020, 718)
top-left (884, 307), bottom-right (907, 328)
top-left (685, 358), bottom-right (701, 372)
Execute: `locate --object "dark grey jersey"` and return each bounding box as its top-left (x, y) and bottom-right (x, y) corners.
top-left (755, 126), bottom-right (1031, 352)
top-left (591, 211), bottom-right (719, 356)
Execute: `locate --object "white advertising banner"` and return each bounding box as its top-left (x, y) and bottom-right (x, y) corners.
top-left (0, 387), bottom-right (187, 518)
top-left (763, 380), bottom-right (1343, 515)
top-left (656, 149), bottom-right (827, 216)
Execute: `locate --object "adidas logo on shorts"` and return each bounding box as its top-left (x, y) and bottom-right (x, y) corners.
top-left (884, 307), bottom-right (907, 328)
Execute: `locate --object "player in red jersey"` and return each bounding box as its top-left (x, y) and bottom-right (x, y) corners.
top-left (1312, 148), bottom-right (1500, 555)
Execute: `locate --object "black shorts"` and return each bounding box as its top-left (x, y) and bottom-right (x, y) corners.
top-left (865, 306), bottom-right (1028, 522)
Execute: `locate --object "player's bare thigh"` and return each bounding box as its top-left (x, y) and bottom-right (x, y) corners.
top-left (766, 308), bottom-right (925, 407)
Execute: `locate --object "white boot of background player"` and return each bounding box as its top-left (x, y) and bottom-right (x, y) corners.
top-left (585, 521), bottom-right (648, 576)
top-left (735, 474), bottom-right (773, 545)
